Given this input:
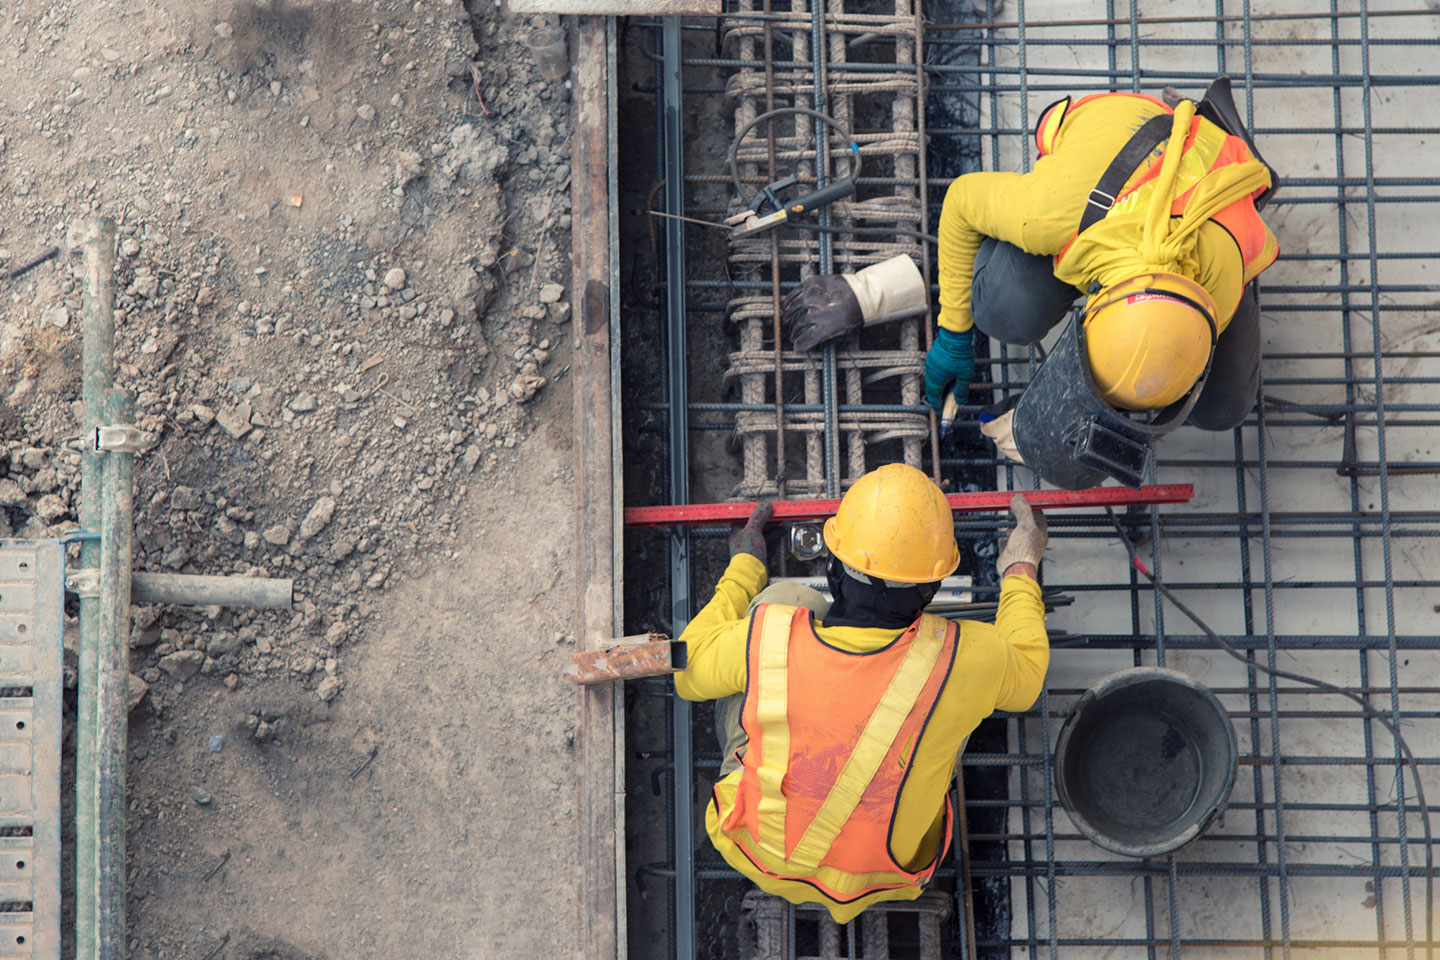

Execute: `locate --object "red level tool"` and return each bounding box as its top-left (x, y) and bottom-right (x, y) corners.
top-left (624, 484), bottom-right (1193, 528)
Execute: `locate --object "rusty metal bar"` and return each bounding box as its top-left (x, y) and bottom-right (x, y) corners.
top-left (566, 634), bottom-right (686, 685)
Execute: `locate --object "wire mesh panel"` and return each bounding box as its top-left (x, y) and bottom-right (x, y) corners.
top-left (927, 1), bottom-right (1440, 957)
top-left (631, 1), bottom-right (1440, 958)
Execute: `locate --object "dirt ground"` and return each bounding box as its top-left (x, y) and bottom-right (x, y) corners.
top-left (0, 0), bottom-right (581, 955)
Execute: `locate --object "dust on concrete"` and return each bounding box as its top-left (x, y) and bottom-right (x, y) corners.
top-left (0, 0), bottom-right (581, 954)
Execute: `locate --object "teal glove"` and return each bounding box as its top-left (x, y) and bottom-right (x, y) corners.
top-left (924, 328), bottom-right (975, 411)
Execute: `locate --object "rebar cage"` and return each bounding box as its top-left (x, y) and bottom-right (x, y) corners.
top-left (627, 1), bottom-right (1440, 957)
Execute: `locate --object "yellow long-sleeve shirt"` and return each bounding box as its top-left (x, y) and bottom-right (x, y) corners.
top-left (675, 553), bottom-right (1049, 922)
top-left (936, 93), bottom-right (1254, 334)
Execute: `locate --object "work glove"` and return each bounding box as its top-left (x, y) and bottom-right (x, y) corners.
top-left (996, 494), bottom-right (1048, 575)
top-left (728, 501), bottom-right (775, 564)
top-left (923, 327), bottom-right (975, 411)
top-left (979, 409), bottom-right (1024, 464)
top-left (783, 255), bottom-right (928, 352)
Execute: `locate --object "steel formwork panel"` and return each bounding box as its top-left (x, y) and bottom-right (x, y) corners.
top-left (0, 542), bottom-right (65, 960)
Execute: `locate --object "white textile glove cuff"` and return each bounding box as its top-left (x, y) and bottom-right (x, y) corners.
top-left (841, 255), bottom-right (928, 320)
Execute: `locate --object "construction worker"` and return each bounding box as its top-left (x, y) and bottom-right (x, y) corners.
top-left (673, 464), bottom-right (1049, 922)
top-left (782, 79), bottom-right (1279, 488)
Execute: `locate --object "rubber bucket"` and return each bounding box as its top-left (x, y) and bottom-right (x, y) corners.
top-left (1054, 667), bottom-right (1237, 858)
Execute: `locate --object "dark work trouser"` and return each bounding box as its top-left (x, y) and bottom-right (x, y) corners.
top-left (969, 237), bottom-right (1260, 431)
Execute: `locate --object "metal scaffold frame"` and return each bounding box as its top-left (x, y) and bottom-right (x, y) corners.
top-left (630, 2), bottom-right (1440, 958)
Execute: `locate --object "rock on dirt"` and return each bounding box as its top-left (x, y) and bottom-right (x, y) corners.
top-left (158, 650), bottom-right (205, 681)
top-left (127, 674), bottom-right (149, 713)
top-left (315, 676), bottom-right (342, 702)
top-left (298, 497), bottom-right (336, 541)
top-left (0, 479), bottom-right (24, 507)
top-left (215, 402), bottom-right (252, 439)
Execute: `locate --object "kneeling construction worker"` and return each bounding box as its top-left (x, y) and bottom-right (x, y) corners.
top-left (673, 464), bottom-right (1049, 921)
top-left (782, 79), bottom-right (1279, 488)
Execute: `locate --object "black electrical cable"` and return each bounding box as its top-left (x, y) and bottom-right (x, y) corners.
top-left (727, 106), bottom-right (863, 210)
top-left (1106, 507), bottom-right (1434, 958)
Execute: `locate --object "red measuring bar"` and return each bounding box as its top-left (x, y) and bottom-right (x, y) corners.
top-left (624, 484), bottom-right (1193, 528)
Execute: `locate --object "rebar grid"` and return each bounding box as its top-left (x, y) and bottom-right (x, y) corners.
top-left (641, 1), bottom-right (1440, 958)
top-left (930, 2), bottom-right (1440, 958)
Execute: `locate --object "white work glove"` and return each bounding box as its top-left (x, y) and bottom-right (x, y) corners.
top-left (980, 409), bottom-right (1025, 464)
top-left (996, 494), bottom-right (1048, 574)
top-left (843, 255), bottom-right (928, 320)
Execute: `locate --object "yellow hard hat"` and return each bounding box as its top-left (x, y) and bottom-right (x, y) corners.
top-left (1082, 272), bottom-right (1218, 411)
top-left (822, 464), bottom-right (959, 583)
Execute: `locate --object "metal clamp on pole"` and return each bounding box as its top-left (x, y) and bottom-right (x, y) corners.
top-left (65, 570), bottom-right (101, 600)
top-left (93, 425), bottom-right (149, 455)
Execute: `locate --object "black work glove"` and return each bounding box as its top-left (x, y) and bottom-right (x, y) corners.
top-left (782, 276), bottom-right (864, 352)
top-left (728, 501), bottom-right (775, 564)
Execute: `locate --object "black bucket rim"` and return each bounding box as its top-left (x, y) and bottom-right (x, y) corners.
top-left (1053, 666), bottom-right (1239, 858)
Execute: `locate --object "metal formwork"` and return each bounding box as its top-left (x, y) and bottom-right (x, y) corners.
top-left (0, 542), bottom-right (63, 960)
top-left (632, 2), bottom-right (1440, 958)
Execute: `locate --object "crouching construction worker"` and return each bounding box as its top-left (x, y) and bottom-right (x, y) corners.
top-left (673, 464), bottom-right (1049, 921)
top-left (781, 79), bottom-right (1279, 488)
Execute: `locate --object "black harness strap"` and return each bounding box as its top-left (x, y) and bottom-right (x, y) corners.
top-left (1076, 113), bottom-right (1175, 235)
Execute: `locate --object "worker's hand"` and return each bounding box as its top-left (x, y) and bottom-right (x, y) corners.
top-left (728, 501), bottom-right (775, 564)
top-left (783, 275), bottom-right (864, 352)
top-left (785, 255), bottom-right (928, 352)
top-left (924, 328), bottom-right (975, 410)
top-left (980, 409), bottom-right (1024, 463)
top-left (997, 494), bottom-right (1048, 576)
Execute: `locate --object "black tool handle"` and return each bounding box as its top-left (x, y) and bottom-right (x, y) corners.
top-left (788, 179), bottom-right (855, 216)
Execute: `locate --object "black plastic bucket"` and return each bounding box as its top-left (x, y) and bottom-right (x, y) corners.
top-left (1054, 667), bottom-right (1237, 858)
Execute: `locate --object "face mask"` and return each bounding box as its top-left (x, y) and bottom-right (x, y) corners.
top-left (823, 556), bottom-right (942, 631)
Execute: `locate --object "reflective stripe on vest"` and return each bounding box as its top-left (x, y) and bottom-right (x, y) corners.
top-left (1052, 95), bottom-right (1277, 287)
top-left (721, 604), bottom-right (957, 899)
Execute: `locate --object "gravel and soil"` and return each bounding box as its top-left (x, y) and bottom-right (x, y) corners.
top-left (0, 0), bottom-right (581, 954)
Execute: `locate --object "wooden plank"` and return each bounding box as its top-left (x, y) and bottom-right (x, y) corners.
top-left (566, 635), bottom-right (685, 685)
top-left (570, 17), bottom-right (623, 960)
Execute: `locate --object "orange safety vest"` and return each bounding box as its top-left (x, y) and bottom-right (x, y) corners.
top-left (713, 603), bottom-right (958, 908)
top-left (1039, 93), bottom-right (1278, 286)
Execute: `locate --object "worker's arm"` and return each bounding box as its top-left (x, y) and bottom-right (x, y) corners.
top-left (988, 573), bottom-right (1050, 712)
top-left (936, 172), bottom-right (1030, 333)
top-left (672, 552), bottom-right (768, 702)
top-left (936, 156), bottom-right (1099, 333)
